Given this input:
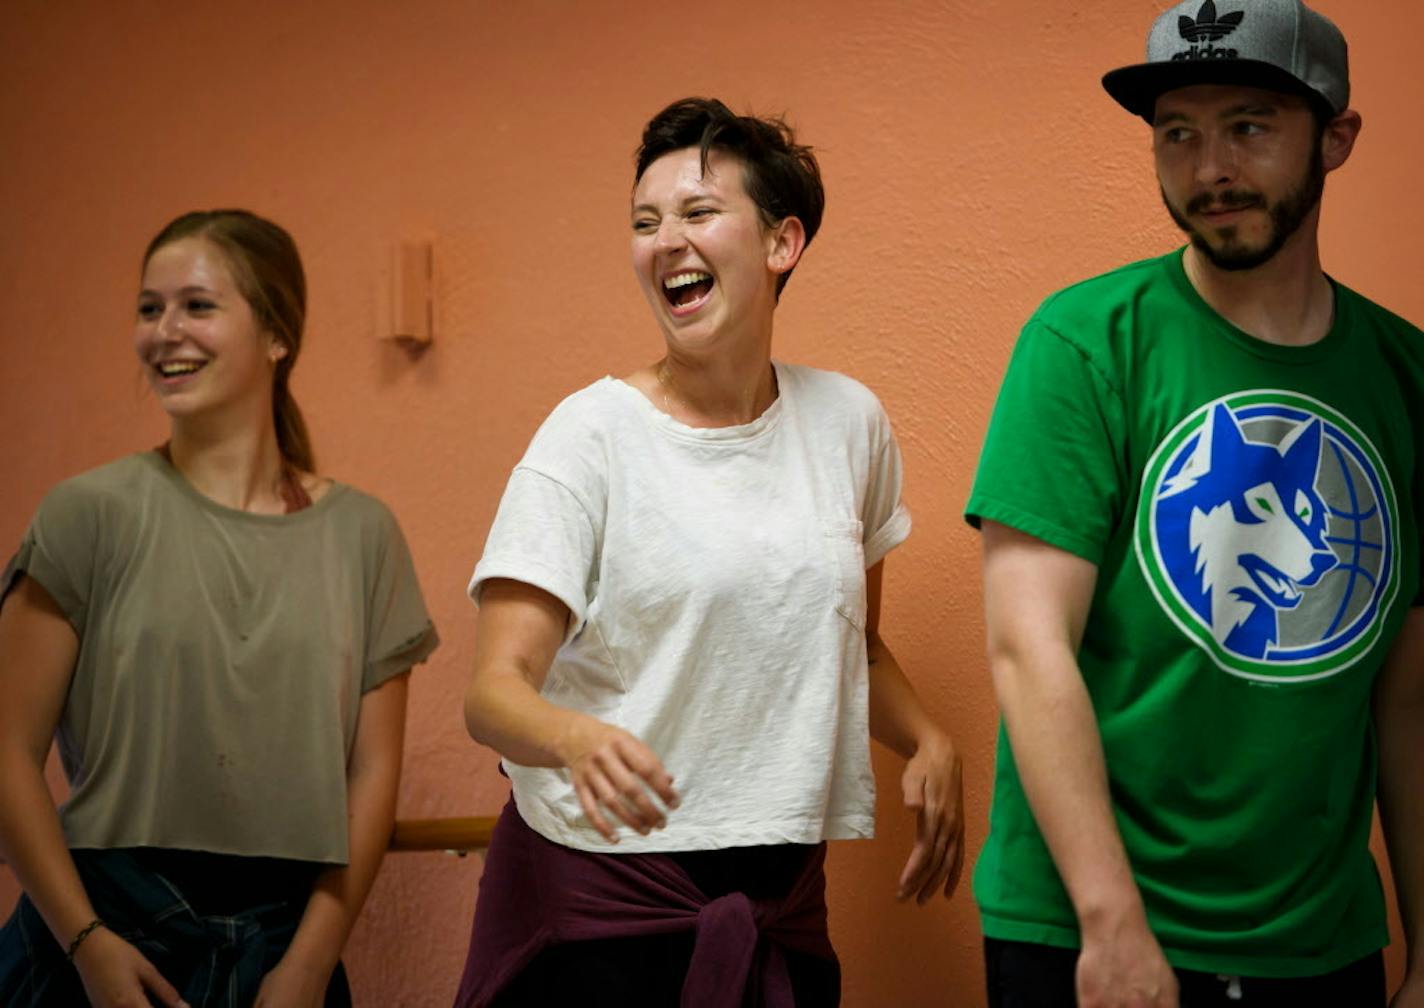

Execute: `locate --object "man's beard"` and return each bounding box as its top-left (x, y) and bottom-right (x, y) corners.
top-left (1162, 145), bottom-right (1325, 272)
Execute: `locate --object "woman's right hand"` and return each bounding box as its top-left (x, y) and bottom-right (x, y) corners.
top-left (73, 926), bottom-right (188, 1008)
top-left (465, 579), bottom-right (679, 841)
top-left (556, 714), bottom-right (680, 842)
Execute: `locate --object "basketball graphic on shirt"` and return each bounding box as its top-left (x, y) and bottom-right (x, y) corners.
top-left (1135, 390), bottom-right (1398, 683)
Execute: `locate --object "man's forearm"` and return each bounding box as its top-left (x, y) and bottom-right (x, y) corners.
top-left (1379, 705), bottom-right (1423, 972)
top-left (992, 645), bottom-right (1147, 938)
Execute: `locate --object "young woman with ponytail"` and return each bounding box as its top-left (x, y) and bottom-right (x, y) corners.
top-left (0, 210), bottom-right (438, 1007)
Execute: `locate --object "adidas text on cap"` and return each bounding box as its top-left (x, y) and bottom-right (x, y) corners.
top-left (1102, 0), bottom-right (1349, 121)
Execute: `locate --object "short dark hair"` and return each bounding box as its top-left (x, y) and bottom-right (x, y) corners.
top-left (634, 97), bottom-right (824, 297)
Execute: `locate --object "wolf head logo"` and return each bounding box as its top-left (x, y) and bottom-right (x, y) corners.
top-left (1157, 403), bottom-right (1337, 659)
top-left (1138, 393), bottom-right (1397, 682)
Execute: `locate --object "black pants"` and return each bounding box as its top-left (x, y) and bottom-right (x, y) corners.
top-left (984, 937), bottom-right (1385, 1008)
top-left (495, 844), bottom-right (840, 1007)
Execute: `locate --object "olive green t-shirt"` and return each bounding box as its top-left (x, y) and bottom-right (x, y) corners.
top-left (965, 250), bottom-right (1424, 976)
top-left (3, 451), bottom-right (439, 865)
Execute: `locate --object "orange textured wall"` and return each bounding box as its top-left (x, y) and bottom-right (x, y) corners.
top-left (2, 2), bottom-right (1420, 1005)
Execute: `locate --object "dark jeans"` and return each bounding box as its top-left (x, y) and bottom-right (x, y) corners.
top-left (984, 937), bottom-right (1385, 1008)
top-left (495, 844), bottom-right (840, 1007)
top-left (0, 848), bottom-right (351, 1008)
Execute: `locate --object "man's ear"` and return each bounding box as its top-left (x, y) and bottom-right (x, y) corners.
top-left (1322, 109), bottom-right (1362, 173)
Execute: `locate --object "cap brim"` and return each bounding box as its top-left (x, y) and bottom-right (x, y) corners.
top-left (1102, 60), bottom-right (1326, 122)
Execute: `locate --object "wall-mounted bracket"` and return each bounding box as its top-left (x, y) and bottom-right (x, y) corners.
top-left (387, 239), bottom-right (435, 348)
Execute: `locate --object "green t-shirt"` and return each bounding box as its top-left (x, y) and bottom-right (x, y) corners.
top-left (3, 452), bottom-right (440, 865)
top-left (965, 250), bottom-right (1424, 977)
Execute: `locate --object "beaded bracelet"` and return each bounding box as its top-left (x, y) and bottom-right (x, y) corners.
top-left (66, 918), bottom-right (103, 960)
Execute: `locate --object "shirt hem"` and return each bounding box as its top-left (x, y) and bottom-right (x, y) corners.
top-left (865, 505), bottom-right (911, 569)
top-left (63, 838), bottom-right (348, 868)
top-left (470, 556), bottom-right (589, 642)
top-left (515, 797), bottom-right (874, 853)
top-left (979, 913), bottom-right (1389, 978)
top-left (964, 496), bottom-right (1104, 565)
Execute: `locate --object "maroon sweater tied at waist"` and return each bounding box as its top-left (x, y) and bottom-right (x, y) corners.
top-left (453, 799), bottom-right (836, 1008)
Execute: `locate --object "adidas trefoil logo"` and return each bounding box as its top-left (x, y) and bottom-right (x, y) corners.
top-left (1178, 0), bottom-right (1244, 43)
top-left (1172, 0), bottom-right (1243, 61)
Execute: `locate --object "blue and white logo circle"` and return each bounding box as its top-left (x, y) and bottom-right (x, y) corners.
top-left (1135, 391), bottom-right (1398, 683)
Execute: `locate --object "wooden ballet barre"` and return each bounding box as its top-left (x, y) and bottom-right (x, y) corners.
top-left (389, 816), bottom-right (497, 854)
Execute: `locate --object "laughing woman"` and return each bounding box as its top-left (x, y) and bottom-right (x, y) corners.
top-left (456, 98), bottom-right (964, 1007)
top-left (0, 210), bottom-right (438, 1008)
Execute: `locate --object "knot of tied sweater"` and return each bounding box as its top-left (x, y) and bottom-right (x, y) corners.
top-left (682, 890), bottom-right (797, 1008)
top-left (451, 803), bottom-right (838, 1008)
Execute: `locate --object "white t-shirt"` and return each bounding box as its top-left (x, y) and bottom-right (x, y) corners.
top-left (469, 361), bottom-right (910, 852)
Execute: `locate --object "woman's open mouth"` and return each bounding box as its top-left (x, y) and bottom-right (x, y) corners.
top-left (662, 270), bottom-right (714, 314)
top-left (154, 359), bottom-right (209, 383)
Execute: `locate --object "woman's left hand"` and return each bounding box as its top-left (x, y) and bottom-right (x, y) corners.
top-left (253, 958), bottom-right (333, 1008)
top-left (896, 730), bottom-right (965, 904)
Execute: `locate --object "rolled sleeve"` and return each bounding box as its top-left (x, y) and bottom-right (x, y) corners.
top-left (469, 467), bottom-right (599, 643)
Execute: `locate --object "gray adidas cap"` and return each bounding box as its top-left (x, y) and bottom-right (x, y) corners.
top-left (1102, 0), bottom-right (1349, 121)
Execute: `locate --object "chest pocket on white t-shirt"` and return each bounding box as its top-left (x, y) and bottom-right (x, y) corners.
top-left (821, 518), bottom-right (867, 630)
